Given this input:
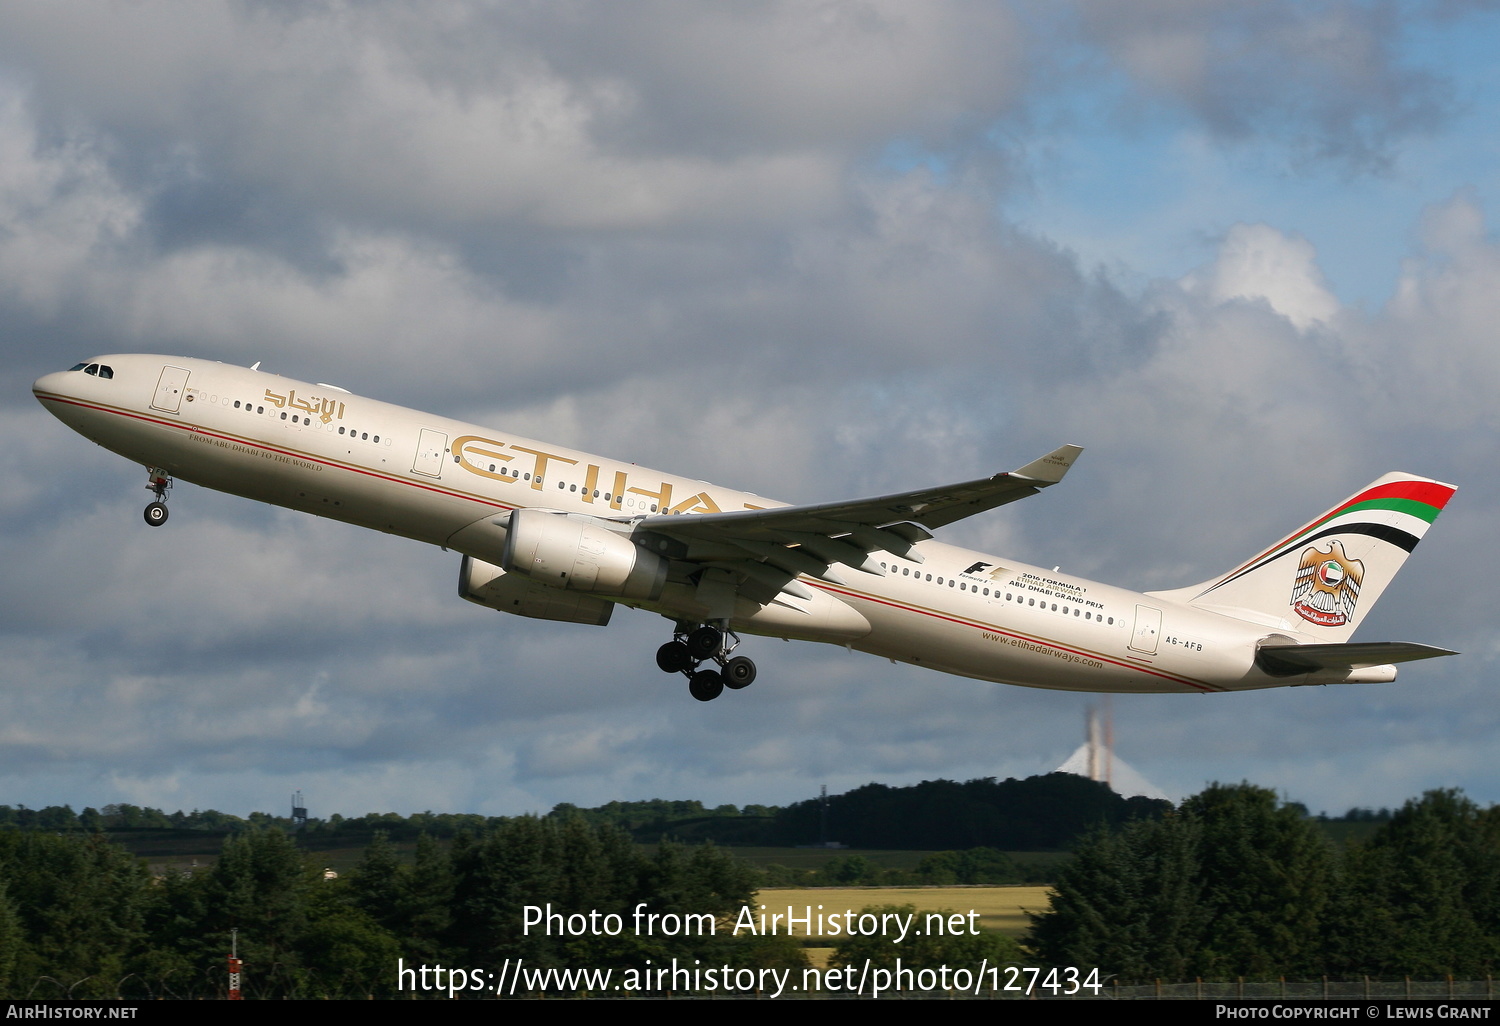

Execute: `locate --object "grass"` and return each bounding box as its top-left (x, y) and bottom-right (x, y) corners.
top-left (752, 884), bottom-right (1053, 938)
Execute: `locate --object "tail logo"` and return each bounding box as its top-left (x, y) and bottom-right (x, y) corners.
top-left (1290, 540), bottom-right (1364, 627)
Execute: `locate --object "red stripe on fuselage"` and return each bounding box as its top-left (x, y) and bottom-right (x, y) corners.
top-left (810, 582), bottom-right (1221, 693)
top-left (36, 392), bottom-right (519, 516)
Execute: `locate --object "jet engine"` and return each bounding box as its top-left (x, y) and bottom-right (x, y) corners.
top-left (459, 556), bottom-right (614, 625)
top-left (501, 508), bottom-right (667, 601)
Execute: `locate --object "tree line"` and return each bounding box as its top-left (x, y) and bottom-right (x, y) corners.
top-left (1028, 783), bottom-right (1500, 980)
top-left (4, 782), bottom-right (1498, 993)
top-left (773, 773), bottom-right (1170, 850)
top-left (0, 818), bottom-right (777, 999)
top-left (1, 780), bottom-right (1392, 850)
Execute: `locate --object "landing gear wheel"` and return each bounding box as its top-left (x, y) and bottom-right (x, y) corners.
top-left (686, 625), bottom-right (723, 660)
top-left (143, 468), bottom-right (173, 526)
top-left (722, 656), bottom-right (757, 689)
top-left (656, 641), bottom-right (693, 674)
top-left (688, 669), bottom-right (724, 702)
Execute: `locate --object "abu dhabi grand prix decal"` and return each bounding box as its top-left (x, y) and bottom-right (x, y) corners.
top-left (1289, 540), bottom-right (1364, 628)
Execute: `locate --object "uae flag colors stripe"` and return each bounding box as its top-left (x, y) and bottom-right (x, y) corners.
top-left (1204, 477), bottom-right (1455, 597)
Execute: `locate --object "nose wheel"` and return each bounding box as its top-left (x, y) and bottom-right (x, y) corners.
top-left (143, 468), bottom-right (173, 527)
top-left (656, 621), bottom-right (757, 701)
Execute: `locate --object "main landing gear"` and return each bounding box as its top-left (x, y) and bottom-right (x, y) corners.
top-left (656, 621), bottom-right (757, 702)
top-left (144, 468), bottom-right (172, 527)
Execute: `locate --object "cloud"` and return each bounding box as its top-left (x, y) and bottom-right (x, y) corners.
top-left (1184, 223), bottom-right (1341, 330)
top-left (1070, 0), bottom-right (1450, 171)
top-left (0, 2), bottom-right (1025, 239)
top-left (1377, 188), bottom-right (1500, 429)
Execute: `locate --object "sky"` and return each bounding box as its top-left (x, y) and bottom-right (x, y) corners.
top-left (3, 0), bottom-right (1499, 822)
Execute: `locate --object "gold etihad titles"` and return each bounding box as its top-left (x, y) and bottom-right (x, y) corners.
top-left (451, 434), bottom-right (749, 514)
top-left (262, 388), bottom-right (346, 424)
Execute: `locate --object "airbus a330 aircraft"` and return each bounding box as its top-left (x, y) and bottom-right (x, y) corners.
top-left (34, 355), bottom-right (1456, 701)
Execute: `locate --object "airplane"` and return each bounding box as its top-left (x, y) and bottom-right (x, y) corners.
top-left (33, 354), bottom-right (1457, 701)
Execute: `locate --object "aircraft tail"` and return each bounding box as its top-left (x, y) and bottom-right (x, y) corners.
top-left (1149, 472), bottom-right (1456, 641)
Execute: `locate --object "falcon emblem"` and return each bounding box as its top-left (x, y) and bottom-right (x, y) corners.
top-left (1290, 540), bottom-right (1364, 628)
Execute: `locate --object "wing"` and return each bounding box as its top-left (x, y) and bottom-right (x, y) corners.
top-left (635, 444), bottom-right (1082, 608)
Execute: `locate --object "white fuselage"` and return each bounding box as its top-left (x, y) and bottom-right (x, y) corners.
top-left (34, 354), bottom-right (1327, 695)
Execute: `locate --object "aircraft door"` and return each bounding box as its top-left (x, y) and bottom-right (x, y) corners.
top-left (413, 429), bottom-right (448, 478)
top-left (1129, 604), bottom-right (1162, 655)
top-left (151, 366), bottom-right (190, 413)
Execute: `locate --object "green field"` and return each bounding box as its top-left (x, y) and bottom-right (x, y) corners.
top-left (754, 884), bottom-right (1053, 938)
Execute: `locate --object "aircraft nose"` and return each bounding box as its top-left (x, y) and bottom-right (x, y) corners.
top-left (33, 370), bottom-right (74, 402)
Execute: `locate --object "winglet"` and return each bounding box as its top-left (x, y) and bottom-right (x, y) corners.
top-left (1012, 444), bottom-right (1084, 486)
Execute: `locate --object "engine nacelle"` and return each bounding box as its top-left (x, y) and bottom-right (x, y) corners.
top-left (501, 508), bottom-right (667, 601)
top-left (459, 556), bottom-right (614, 625)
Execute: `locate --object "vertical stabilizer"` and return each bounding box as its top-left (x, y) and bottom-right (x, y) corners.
top-left (1150, 473), bottom-right (1455, 641)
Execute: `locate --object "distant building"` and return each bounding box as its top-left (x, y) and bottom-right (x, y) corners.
top-left (1055, 703), bottom-right (1170, 801)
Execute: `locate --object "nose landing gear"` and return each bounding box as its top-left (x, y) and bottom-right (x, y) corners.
top-left (143, 468), bottom-right (173, 527)
top-left (657, 621), bottom-right (757, 701)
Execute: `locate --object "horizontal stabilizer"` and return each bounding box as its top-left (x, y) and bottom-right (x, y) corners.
top-left (1256, 641), bottom-right (1456, 678)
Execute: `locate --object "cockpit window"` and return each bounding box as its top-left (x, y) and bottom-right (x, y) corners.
top-left (73, 362), bottom-right (114, 378)
top-left (69, 363), bottom-right (87, 372)
top-left (84, 364), bottom-right (99, 375)
top-left (97, 365), bottom-right (113, 379)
